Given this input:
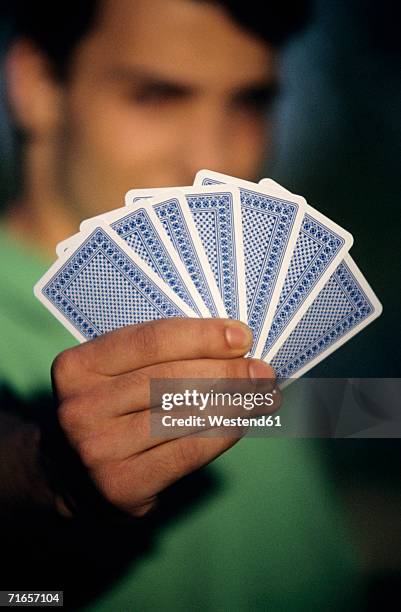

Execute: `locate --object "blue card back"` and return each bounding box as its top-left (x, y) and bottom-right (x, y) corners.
top-left (37, 227), bottom-right (193, 341)
top-left (271, 258), bottom-right (382, 380)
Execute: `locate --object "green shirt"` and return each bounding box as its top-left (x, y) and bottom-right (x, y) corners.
top-left (0, 227), bottom-right (76, 397)
top-left (0, 226), bottom-right (364, 610)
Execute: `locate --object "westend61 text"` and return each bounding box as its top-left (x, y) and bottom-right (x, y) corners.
top-left (161, 415), bottom-right (281, 427)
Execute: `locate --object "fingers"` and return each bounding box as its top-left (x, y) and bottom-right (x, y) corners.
top-left (56, 318), bottom-right (253, 377)
top-left (63, 369), bottom-right (280, 463)
top-left (99, 431), bottom-right (242, 513)
top-left (77, 357), bottom-right (276, 417)
top-left (57, 356), bottom-right (278, 464)
top-left (88, 383), bottom-right (281, 460)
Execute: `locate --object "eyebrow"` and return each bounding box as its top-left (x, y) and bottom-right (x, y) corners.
top-left (105, 66), bottom-right (193, 89)
top-left (103, 65), bottom-right (278, 96)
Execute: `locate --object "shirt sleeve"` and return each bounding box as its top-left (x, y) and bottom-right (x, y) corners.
top-left (0, 386), bottom-right (57, 516)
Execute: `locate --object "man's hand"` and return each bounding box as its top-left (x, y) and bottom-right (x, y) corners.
top-left (52, 318), bottom-right (279, 517)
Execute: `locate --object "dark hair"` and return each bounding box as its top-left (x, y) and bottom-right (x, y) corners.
top-left (8, 0), bottom-right (310, 79)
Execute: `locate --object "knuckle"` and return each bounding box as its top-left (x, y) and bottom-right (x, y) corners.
top-left (51, 349), bottom-right (79, 392)
top-left (95, 465), bottom-right (157, 516)
top-left (222, 358), bottom-right (249, 380)
top-left (171, 439), bottom-right (201, 474)
top-left (208, 318), bottom-right (225, 336)
top-left (131, 321), bottom-right (163, 360)
top-left (128, 368), bottom-right (151, 391)
top-left (57, 395), bottom-right (97, 437)
top-left (93, 466), bottom-right (120, 504)
top-left (76, 437), bottom-right (105, 469)
top-left (189, 319), bottom-right (222, 353)
top-left (57, 398), bottom-right (81, 433)
top-left (122, 370), bottom-right (150, 407)
top-left (155, 361), bottom-right (181, 379)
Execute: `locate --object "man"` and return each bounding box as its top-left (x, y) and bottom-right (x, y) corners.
top-left (0, 1), bottom-right (363, 609)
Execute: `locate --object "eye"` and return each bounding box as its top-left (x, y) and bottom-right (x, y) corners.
top-left (129, 82), bottom-right (190, 105)
top-left (232, 84), bottom-right (279, 113)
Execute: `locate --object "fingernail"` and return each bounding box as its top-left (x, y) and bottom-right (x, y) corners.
top-left (225, 321), bottom-right (253, 350)
top-left (248, 359), bottom-right (275, 383)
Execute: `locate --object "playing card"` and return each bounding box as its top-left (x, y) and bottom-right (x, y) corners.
top-left (258, 178), bottom-right (354, 361)
top-left (34, 223), bottom-right (197, 343)
top-left (194, 170), bottom-right (305, 354)
top-left (181, 186), bottom-right (246, 323)
top-left (150, 191), bottom-right (227, 318)
top-left (271, 255), bottom-right (382, 385)
top-left (80, 196), bottom-right (209, 317)
top-left (125, 185), bottom-right (246, 321)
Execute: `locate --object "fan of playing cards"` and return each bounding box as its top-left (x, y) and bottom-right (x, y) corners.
top-left (34, 170), bottom-right (382, 383)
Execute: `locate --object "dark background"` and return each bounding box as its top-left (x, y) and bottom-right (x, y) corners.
top-left (266, 0), bottom-right (400, 380)
top-left (264, 0), bottom-right (401, 596)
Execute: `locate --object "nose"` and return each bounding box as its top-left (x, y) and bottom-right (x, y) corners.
top-left (178, 104), bottom-right (231, 181)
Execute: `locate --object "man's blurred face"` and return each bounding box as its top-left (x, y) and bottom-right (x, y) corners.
top-left (56, 0), bottom-right (276, 217)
